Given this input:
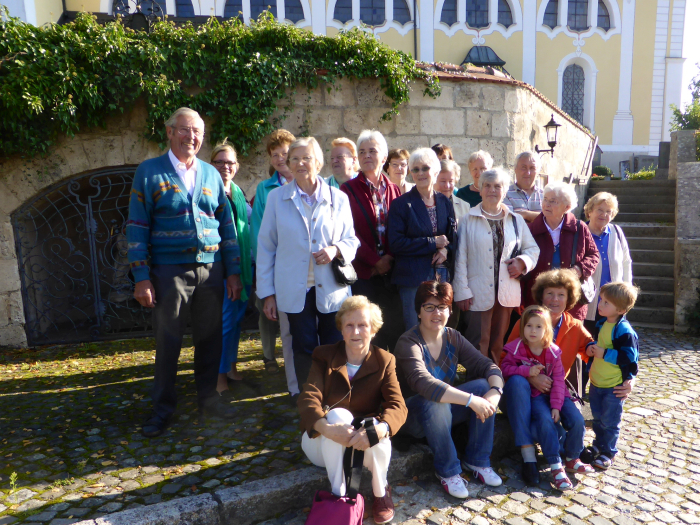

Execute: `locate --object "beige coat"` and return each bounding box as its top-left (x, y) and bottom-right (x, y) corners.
top-left (452, 195), bottom-right (471, 222)
top-left (453, 204), bottom-right (540, 310)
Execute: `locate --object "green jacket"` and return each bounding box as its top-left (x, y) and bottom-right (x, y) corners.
top-left (229, 181), bottom-right (253, 302)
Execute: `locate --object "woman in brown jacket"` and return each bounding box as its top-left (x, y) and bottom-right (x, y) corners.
top-left (298, 295), bottom-right (407, 525)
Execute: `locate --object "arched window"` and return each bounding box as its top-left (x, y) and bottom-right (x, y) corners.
top-left (250, 0), bottom-right (276, 20)
top-left (333, 0), bottom-right (352, 22)
top-left (394, 0), bottom-right (412, 24)
top-left (466, 0), bottom-right (488, 28)
top-left (360, 0), bottom-right (385, 25)
top-left (543, 0), bottom-right (558, 29)
top-left (223, 0), bottom-right (242, 17)
top-left (562, 63), bottom-right (585, 123)
top-left (285, 0), bottom-right (304, 21)
top-left (597, 0), bottom-right (610, 31)
top-left (567, 0), bottom-right (588, 31)
top-left (497, 0), bottom-right (513, 28)
top-left (440, 0), bottom-right (458, 25)
top-left (175, 0), bottom-right (194, 16)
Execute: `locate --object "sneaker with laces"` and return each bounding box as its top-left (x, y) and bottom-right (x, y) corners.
top-left (372, 485), bottom-right (394, 524)
top-left (435, 472), bottom-right (469, 498)
top-left (461, 461), bottom-right (503, 486)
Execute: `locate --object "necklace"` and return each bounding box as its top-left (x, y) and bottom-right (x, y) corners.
top-left (481, 207), bottom-right (503, 218)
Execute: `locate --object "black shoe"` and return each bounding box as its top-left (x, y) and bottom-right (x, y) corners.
top-left (201, 400), bottom-right (238, 420)
top-left (141, 414), bottom-right (169, 438)
top-left (522, 461), bottom-right (540, 487)
top-left (580, 445), bottom-right (599, 465)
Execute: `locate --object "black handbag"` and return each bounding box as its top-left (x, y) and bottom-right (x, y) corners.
top-left (329, 186), bottom-right (358, 286)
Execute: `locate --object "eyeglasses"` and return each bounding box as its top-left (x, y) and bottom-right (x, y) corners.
top-left (176, 127), bottom-right (204, 137)
top-left (331, 155), bottom-right (352, 162)
top-left (390, 162), bottom-right (407, 170)
top-left (421, 303), bottom-right (450, 312)
top-left (212, 160), bottom-right (237, 169)
top-left (542, 198), bottom-right (560, 206)
top-left (289, 156), bottom-right (314, 164)
top-left (410, 166), bottom-right (432, 174)
top-left (271, 152), bottom-right (288, 160)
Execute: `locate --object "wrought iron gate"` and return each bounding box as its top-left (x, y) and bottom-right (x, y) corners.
top-left (12, 166), bottom-right (153, 345)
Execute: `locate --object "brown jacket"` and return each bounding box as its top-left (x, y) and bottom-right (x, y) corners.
top-left (298, 341), bottom-right (408, 438)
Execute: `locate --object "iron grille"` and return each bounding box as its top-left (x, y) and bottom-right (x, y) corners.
top-left (12, 167), bottom-right (153, 346)
top-left (562, 63), bottom-right (585, 124)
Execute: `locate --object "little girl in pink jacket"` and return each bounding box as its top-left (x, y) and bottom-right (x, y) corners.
top-left (501, 306), bottom-right (594, 491)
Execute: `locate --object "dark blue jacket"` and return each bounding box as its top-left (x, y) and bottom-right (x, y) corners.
top-left (589, 315), bottom-right (639, 381)
top-left (387, 187), bottom-right (456, 287)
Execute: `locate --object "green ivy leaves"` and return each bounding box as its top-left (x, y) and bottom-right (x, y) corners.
top-left (0, 9), bottom-right (440, 158)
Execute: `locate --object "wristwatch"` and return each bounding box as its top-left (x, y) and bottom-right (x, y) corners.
top-left (489, 386), bottom-right (504, 396)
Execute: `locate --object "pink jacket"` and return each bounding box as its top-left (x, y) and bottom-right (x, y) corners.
top-left (500, 339), bottom-right (569, 411)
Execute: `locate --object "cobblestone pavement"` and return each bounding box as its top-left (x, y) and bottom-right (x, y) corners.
top-left (1, 328), bottom-right (699, 525)
top-left (260, 328), bottom-right (700, 525)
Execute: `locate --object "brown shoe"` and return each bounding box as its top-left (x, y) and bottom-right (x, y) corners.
top-left (373, 485), bottom-right (394, 524)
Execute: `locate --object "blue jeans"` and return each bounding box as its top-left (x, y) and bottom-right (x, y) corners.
top-left (286, 287), bottom-right (342, 388)
top-left (589, 384), bottom-right (624, 457)
top-left (530, 395), bottom-right (585, 464)
top-left (398, 268), bottom-right (449, 331)
top-left (402, 378), bottom-right (494, 477)
top-left (503, 375), bottom-right (567, 455)
top-left (219, 284), bottom-right (252, 374)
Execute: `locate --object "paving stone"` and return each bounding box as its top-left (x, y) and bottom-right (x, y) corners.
top-left (526, 513), bottom-right (554, 525)
top-left (470, 517), bottom-right (490, 525)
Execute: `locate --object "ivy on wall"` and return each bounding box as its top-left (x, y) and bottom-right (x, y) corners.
top-left (0, 10), bottom-right (440, 157)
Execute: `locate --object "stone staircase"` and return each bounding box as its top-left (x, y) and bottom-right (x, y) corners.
top-left (585, 179), bottom-right (676, 330)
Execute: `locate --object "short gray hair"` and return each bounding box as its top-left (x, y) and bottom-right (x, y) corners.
top-left (440, 159), bottom-right (461, 179)
top-left (544, 181), bottom-right (578, 213)
top-left (515, 150), bottom-right (541, 171)
top-left (165, 107), bottom-right (203, 128)
top-left (287, 136), bottom-right (325, 172)
top-left (467, 150), bottom-right (493, 169)
top-left (357, 130), bottom-right (388, 159)
top-left (409, 148), bottom-right (441, 180)
top-left (480, 168), bottom-right (512, 191)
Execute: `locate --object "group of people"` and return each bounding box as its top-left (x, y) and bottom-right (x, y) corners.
top-left (127, 107), bottom-right (640, 525)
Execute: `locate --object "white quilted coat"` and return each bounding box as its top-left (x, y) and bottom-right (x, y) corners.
top-left (453, 204), bottom-right (540, 311)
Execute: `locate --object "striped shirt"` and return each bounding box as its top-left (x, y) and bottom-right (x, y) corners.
top-left (503, 183), bottom-right (543, 213)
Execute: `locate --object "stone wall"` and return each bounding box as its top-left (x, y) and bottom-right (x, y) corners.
top-left (672, 130), bottom-right (700, 331)
top-left (0, 75), bottom-right (594, 347)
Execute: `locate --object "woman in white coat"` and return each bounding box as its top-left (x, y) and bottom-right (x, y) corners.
top-left (582, 191), bottom-right (633, 333)
top-left (256, 136), bottom-right (360, 393)
top-left (453, 169), bottom-right (540, 364)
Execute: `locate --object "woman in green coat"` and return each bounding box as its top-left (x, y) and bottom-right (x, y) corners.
top-left (211, 140), bottom-right (254, 393)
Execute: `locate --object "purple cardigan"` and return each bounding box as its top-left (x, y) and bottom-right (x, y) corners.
top-left (500, 338), bottom-right (569, 411)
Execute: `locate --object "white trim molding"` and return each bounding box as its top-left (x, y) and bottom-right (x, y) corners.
top-left (536, 0), bottom-right (621, 41)
top-left (661, 0), bottom-right (686, 141)
top-left (598, 144), bottom-right (653, 154)
top-left (24, 0), bottom-right (38, 23)
top-left (433, 0), bottom-right (522, 39)
top-left (648, 0), bottom-right (670, 154)
top-left (522, 0), bottom-right (536, 86)
top-left (557, 51), bottom-right (598, 134)
top-left (611, 0), bottom-right (635, 146)
top-left (325, 0), bottom-right (416, 36)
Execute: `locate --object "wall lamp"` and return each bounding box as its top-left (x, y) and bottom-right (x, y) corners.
top-left (534, 114), bottom-right (562, 157)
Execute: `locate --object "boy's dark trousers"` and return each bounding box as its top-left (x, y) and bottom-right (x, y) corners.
top-left (588, 384), bottom-right (625, 457)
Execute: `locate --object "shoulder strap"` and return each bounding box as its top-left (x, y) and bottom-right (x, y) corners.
top-left (346, 182), bottom-right (382, 252)
top-left (342, 418), bottom-right (366, 499)
top-left (509, 213), bottom-right (520, 259)
top-left (571, 220), bottom-right (580, 268)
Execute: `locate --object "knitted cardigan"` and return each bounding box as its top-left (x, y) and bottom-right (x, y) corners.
top-left (501, 338), bottom-right (569, 411)
top-left (126, 153), bottom-right (240, 282)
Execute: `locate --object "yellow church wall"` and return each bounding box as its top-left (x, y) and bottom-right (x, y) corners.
top-left (433, 30), bottom-right (523, 79)
top-left (35, 0), bottom-right (63, 25)
top-left (581, 34), bottom-right (621, 145)
top-left (630, 0), bottom-right (657, 146)
top-left (376, 27), bottom-right (416, 56)
top-left (64, 0), bottom-right (102, 12)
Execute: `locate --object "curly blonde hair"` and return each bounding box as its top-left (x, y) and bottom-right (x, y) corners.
top-left (335, 296), bottom-right (384, 334)
top-left (530, 269), bottom-right (581, 312)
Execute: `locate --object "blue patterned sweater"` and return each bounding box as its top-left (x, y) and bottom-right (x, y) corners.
top-left (126, 153), bottom-right (241, 283)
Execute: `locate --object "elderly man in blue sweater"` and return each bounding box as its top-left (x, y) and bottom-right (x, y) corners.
top-left (127, 107), bottom-right (243, 438)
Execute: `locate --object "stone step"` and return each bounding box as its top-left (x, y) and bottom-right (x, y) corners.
top-left (626, 237), bottom-right (675, 250)
top-left (615, 212), bottom-right (675, 224)
top-left (630, 249), bottom-right (675, 264)
top-left (626, 306), bottom-right (675, 325)
top-left (612, 194), bottom-right (676, 205)
top-left (587, 186), bottom-right (676, 197)
top-left (630, 321), bottom-right (674, 331)
top-left (633, 262), bottom-right (674, 277)
top-left (616, 223), bottom-right (675, 238)
top-left (589, 180), bottom-right (676, 189)
top-left (633, 276), bottom-right (675, 292)
top-left (616, 203), bottom-right (675, 214)
top-left (636, 291), bottom-right (675, 308)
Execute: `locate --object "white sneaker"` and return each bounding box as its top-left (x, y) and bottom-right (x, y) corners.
top-left (461, 462), bottom-right (503, 487)
top-left (435, 472), bottom-right (469, 498)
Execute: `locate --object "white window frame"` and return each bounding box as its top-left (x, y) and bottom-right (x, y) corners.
top-left (557, 52), bottom-right (598, 133)
top-left (536, 0), bottom-right (620, 41)
top-left (326, 0), bottom-right (416, 36)
top-left (434, 0), bottom-right (522, 39)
